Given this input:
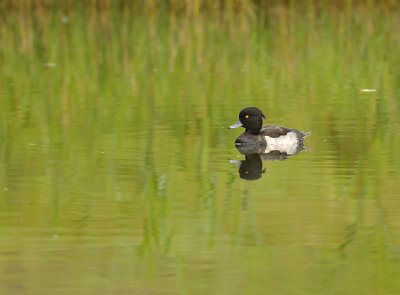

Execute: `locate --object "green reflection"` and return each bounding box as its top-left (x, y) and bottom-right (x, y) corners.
top-left (1, 2), bottom-right (400, 295)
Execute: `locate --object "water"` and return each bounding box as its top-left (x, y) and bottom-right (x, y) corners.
top-left (1, 3), bottom-right (400, 294)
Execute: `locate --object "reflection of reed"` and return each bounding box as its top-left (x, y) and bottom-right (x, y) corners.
top-left (339, 175), bottom-right (400, 261)
top-left (140, 170), bottom-right (173, 259)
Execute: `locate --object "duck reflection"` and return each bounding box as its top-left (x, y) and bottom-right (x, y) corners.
top-left (230, 143), bottom-right (308, 180)
top-left (230, 154), bottom-right (266, 180)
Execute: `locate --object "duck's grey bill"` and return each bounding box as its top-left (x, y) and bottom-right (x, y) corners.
top-left (229, 121), bottom-right (243, 129)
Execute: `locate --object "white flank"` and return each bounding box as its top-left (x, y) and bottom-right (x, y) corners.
top-left (264, 132), bottom-right (299, 155)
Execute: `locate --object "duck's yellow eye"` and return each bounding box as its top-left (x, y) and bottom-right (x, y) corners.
top-left (245, 115), bottom-right (249, 119)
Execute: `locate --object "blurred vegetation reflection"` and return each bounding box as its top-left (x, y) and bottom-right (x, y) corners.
top-left (1, 1), bottom-right (400, 294)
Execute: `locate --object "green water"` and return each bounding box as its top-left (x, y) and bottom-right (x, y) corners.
top-left (1, 4), bottom-right (400, 294)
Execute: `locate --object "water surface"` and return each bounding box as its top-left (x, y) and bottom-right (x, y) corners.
top-left (1, 3), bottom-right (400, 294)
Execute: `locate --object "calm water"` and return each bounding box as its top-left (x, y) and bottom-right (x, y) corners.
top-left (1, 4), bottom-right (400, 294)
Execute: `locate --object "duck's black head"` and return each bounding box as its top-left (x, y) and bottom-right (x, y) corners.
top-left (239, 154), bottom-right (266, 180)
top-left (229, 107), bottom-right (266, 134)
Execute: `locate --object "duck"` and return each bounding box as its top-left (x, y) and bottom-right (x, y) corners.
top-left (229, 107), bottom-right (311, 155)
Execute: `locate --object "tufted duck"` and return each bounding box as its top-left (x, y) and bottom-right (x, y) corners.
top-left (229, 107), bottom-right (311, 155)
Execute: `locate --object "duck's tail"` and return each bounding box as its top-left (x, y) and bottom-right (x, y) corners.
top-left (301, 131), bottom-right (312, 138)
